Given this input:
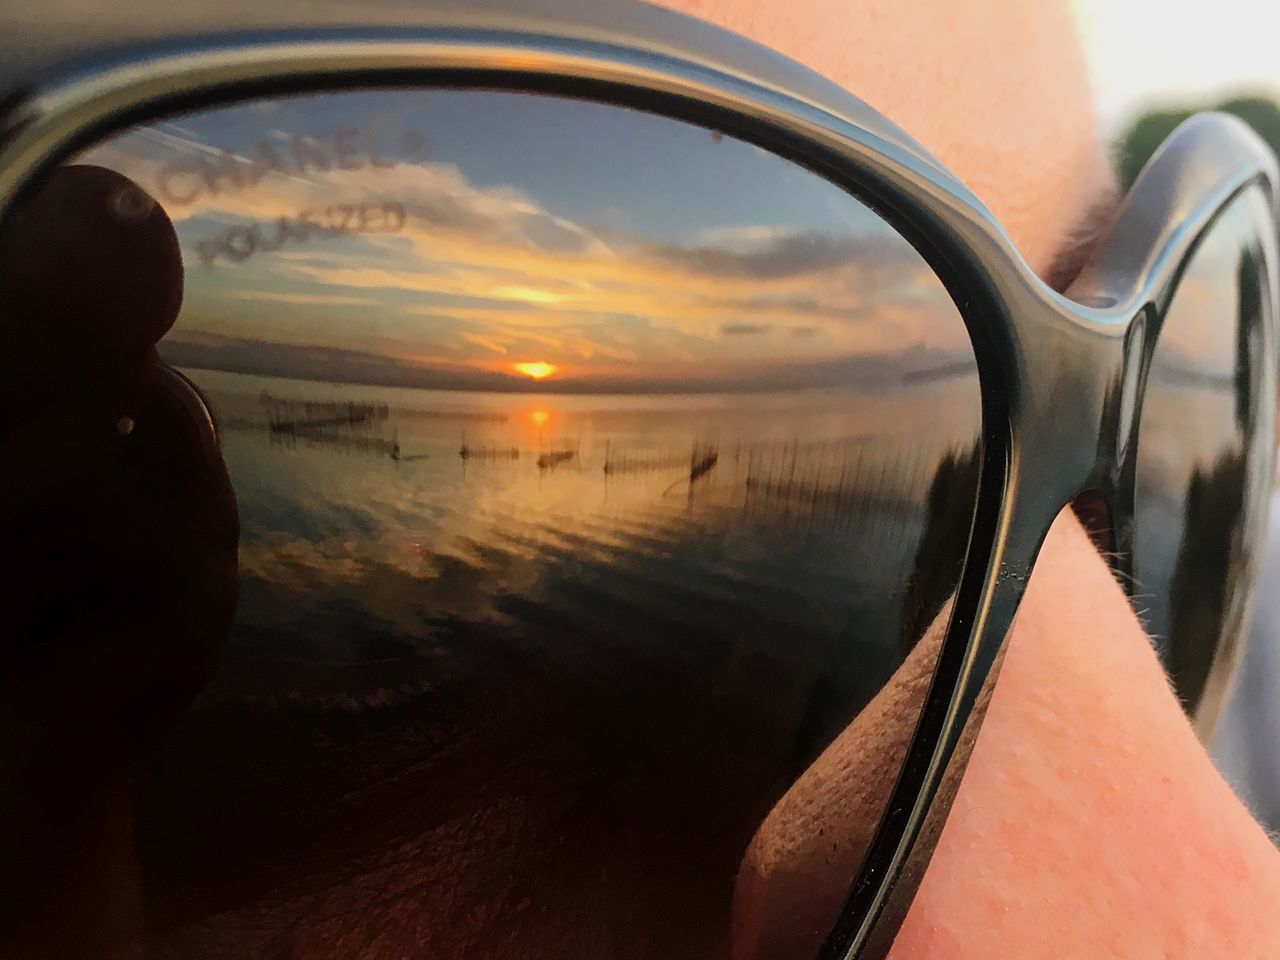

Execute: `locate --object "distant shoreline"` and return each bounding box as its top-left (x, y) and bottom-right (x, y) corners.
top-left (163, 342), bottom-right (979, 398)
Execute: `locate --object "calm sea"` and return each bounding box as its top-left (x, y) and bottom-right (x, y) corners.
top-left (186, 367), bottom-right (979, 699)
top-left (127, 366), bottom-right (982, 948)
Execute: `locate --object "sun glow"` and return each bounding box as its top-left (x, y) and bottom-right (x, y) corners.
top-left (529, 409), bottom-right (551, 428)
top-left (513, 361), bottom-right (558, 380)
top-left (495, 285), bottom-right (571, 305)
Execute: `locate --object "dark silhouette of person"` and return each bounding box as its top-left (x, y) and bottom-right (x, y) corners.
top-left (0, 165), bottom-right (239, 958)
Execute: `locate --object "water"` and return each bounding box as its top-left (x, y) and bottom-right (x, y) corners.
top-left (188, 367), bottom-right (975, 675)
top-left (125, 365), bottom-right (979, 956)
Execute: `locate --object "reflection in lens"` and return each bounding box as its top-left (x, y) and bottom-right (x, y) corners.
top-left (1134, 185), bottom-right (1276, 713)
top-left (2, 90), bottom-right (981, 959)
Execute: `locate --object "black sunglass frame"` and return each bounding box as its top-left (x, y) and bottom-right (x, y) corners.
top-left (1, 1), bottom-right (1278, 957)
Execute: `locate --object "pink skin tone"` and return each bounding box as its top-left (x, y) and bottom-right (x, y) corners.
top-left (659, 0), bottom-right (1280, 956)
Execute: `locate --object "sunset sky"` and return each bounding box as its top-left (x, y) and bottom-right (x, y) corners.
top-left (82, 88), bottom-right (973, 394)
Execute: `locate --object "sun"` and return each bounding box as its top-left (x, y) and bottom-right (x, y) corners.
top-left (513, 361), bottom-right (558, 380)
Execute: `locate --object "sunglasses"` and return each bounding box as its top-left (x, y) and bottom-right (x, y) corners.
top-left (1, 3), bottom-right (1276, 959)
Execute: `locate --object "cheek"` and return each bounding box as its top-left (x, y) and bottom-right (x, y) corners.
top-left (654, 0), bottom-right (1115, 277)
top-left (732, 512), bottom-right (1280, 960)
top-left (889, 513), bottom-right (1280, 957)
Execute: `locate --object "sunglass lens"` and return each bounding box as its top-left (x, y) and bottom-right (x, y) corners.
top-left (1134, 184), bottom-right (1277, 718)
top-left (2, 87), bottom-right (984, 960)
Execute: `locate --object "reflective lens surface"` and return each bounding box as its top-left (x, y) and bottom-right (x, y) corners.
top-left (0, 89), bottom-right (982, 960)
top-left (1135, 185), bottom-right (1277, 713)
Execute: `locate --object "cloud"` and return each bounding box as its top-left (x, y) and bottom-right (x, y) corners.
top-left (84, 126), bottom-right (614, 260)
top-left (80, 111), bottom-right (973, 385)
top-left (647, 231), bottom-right (909, 282)
top-left (228, 290), bottom-right (380, 306)
top-left (458, 332), bottom-right (510, 356)
top-left (691, 224), bottom-right (806, 249)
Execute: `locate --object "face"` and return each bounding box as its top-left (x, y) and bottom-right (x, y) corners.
top-left (0, 2), bottom-right (1119, 959)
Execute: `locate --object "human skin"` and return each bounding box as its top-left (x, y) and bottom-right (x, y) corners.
top-left (658, 0), bottom-right (1280, 957)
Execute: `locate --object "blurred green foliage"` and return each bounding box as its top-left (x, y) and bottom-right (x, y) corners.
top-left (1117, 95), bottom-right (1280, 188)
